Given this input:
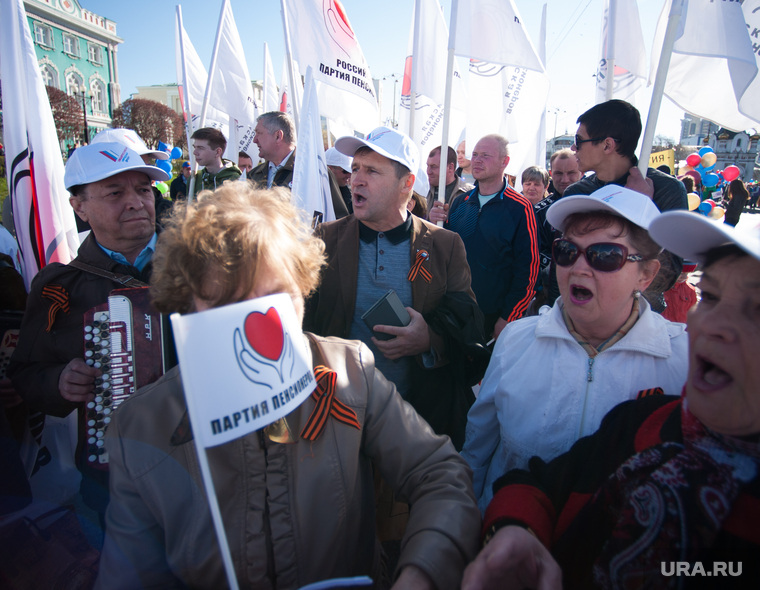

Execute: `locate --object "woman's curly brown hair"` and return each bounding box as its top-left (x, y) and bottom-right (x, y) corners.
top-left (150, 184), bottom-right (325, 314)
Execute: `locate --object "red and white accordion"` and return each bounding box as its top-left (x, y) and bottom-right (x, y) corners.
top-left (83, 287), bottom-right (166, 466)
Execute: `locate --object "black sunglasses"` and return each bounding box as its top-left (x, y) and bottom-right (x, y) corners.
top-left (574, 134), bottom-right (605, 147)
top-left (552, 238), bottom-right (645, 273)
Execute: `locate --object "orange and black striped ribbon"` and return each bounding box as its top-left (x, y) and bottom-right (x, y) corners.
top-left (41, 284), bottom-right (70, 332)
top-left (407, 250), bottom-right (432, 283)
top-left (636, 387), bottom-right (664, 399)
top-left (300, 365), bottom-right (361, 441)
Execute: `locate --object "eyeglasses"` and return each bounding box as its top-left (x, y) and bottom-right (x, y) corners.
top-left (574, 135), bottom-right (605, 147)
top-left (552, 238), bottom-right (645, 272)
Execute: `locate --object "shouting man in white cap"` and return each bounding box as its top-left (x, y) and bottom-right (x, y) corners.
top-left (304, 126), bottom-right (486, 452)
top-left (8, 142), bottom-right (169, 528)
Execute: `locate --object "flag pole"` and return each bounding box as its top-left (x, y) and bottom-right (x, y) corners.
top-left (199, 0), bottom-right (227, 131)
top-left (436, 0), bottom-right (460, 226)
top-left (409, 0), bottom-right (423, 138)
top-left (169, 318), bottom-right (240, 590)
top-left (176, 6), bottom-right (199, 205)
top-left (536, 3), bottom-right (548, 167)
top-left (263, 42), bottom-right (271, 113)
top-left (279, 0), bottom-right (300, 131)
top-left (604, 0), bottom-right (618, 101)
top-left (639, 0), bottom-right (684, 174)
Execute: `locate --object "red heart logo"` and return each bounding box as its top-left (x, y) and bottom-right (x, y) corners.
top-left (243, 308), bottom-right (284, 361)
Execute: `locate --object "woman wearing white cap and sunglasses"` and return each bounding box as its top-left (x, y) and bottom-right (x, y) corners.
top-left (462, 207), bottom-right (760, 590)
top-left (461, 185), bottom-right (689, 513)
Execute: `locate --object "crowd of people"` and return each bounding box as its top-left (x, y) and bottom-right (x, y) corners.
top-left (1, 99), bottom-right (759, 589)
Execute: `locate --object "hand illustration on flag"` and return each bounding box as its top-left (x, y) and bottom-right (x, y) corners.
top-left (233, 308), bottom-right (295, 386)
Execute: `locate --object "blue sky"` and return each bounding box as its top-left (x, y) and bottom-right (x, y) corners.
top-left (84, 0), bottom-right (685, 141)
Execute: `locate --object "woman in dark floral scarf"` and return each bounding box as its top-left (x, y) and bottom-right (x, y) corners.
top-left (463, 211), bottom-right (760, 590)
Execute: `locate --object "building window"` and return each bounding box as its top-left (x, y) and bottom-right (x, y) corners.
top-left (91, 80), bottom-right (106, 113)
top-left (41, 64), bottom-right (59, 89)
top-left (88, 43), bottom-right (102, 65)
top-left (63, 33), bottom-right (80, 57)
top-left (34, 23), bottom-right (53, 48)
top-left (66, 71), bottom-right (85, 97)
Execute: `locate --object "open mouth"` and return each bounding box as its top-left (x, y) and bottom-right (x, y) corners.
top-left (571, 285), bottom-right (593, 302)
top-left (696, 355), bottom-right (733, 389)
top-left (353, 193), bottom-right (367, 206)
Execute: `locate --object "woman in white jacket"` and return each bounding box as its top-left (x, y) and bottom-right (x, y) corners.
top-left (461, 185), bottom-right (689, 513)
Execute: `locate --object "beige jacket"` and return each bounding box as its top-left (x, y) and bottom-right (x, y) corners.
top-left (96, 334), bottom-right (479, 589)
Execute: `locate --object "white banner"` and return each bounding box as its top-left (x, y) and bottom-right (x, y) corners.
top-left (292, 67), bottom-right (337, 225)
top-left (399, 0), bottom-right (467, 160)
top-left (175, 15), bottom-right (228, 135)
top-left (595, 0), bottom-right (647, 106)
top-left (203, 0), bottom-right (260, 156)
top-left (465, 62), bottom-right (550, 178)
top-left (263, 42), bottom-right (279, 114)
top-left (650, 0), bottom-right (759, 132)
top-left (171, 294), bottom-right (315, 449)
top-left (279, 56), bottom-right (301, 120)
top-left (1, 0), bottom-right (79, 288)
top-left (283, 0), bottom-right (379, 133)
top-left (454, 0), bottom-right (544, 70)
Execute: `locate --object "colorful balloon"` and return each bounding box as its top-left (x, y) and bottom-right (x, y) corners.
top-left (155, 159), bottom-right (172, 173)
top-left (708, 205), bottom-right (725, 221)
top-left (170, 146), bottom-right (183, 160)
top-left (723, 165), bottom-right (741, 182)
top-left (687, 192), bottom-right (701, 211)
top-left (701, 152), bottom-right (717, 168)
top-left (686, 153), bottom-right (701, 167)
top-left (698, 146), bottom-right (714, 156)
top-left (703, 173), bottom-right (719, 187)
top-left (155, 181), bottom-right (169, 195)
top-left (698, 201), bottom-right (712, 215)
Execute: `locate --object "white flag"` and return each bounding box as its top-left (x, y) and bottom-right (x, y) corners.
top-left (650, 0), bottom-right (759, 132)
top-left (175, 12), bottom-right (235, 153)
top-left (263, 42), bottom-right (279, 114)
top-left (279, 56), bottom-right (302, 120)
top-left (398, 0), bottom-right (467, 159)
top-left (465, 63), bottom-right (550, 178)
top-left (739, 0), bottom-right (760, 125)
top-left (171, 294), bottom-right (316, 448)
top-left (455, 0), bottom-right (549, 177)
top-left (292, 67), bottom-right (336, 225)
top-left (283, 0), bottom-right (379, 133)
top-left (203, 0), bottom-right (259, 156)
top-left (1, 0), bottom-right (79, 288)
top-left (454, 0), bottom-right (544, 70)
top-left (595, 0), bottom-right (647, 105)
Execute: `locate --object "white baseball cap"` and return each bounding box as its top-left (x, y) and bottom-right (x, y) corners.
top-left (64, 142), bottom-right (170, 190)
top-left (413, 166), bottom-right (430, 196)
top-left (92, 128), bottom-right (170, 160)
top-left (649, 211), bottom-right (760, 263)
top-left (335, 126), bottom-right (419, 174)
top-left (325, 147), bottom-right (352, 174)
top-left (547, 185), bottom-right (660, 233)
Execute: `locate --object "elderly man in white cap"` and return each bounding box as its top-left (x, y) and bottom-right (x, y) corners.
top-left (92, 128), bottom-right (173, 229)
top-left (8, 142), bottom-right (169, 528)
top-left (304, 126), bottom-right (485, 451)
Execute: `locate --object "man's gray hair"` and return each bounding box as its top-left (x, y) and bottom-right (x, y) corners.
top-left (257, 111), bottom-right (296, 145)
